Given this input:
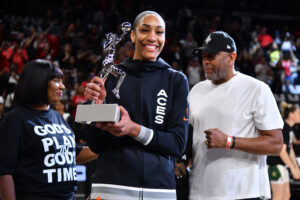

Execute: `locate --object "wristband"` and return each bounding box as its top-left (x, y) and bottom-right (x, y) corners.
top-left (226, 136), bottom-right (232, 149)
top-left (231, 136), bottom-right (236, 149)
top-left (186, 167), bottom-right (191, 173)
top-left (134, 126), bottom-right (153, 145)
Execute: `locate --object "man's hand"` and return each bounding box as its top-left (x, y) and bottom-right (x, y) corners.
top-left (84, 76), bottom-right (106, 104)
top-left (96, 106), bottom-right (141, 138)
top-left (204, 128), bottom-right (228, 149)
top-left (175, 162), bottom-right (188, 178)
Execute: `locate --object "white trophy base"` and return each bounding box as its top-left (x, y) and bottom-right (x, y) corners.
top-left (75, 104), bottom-right (120, 122)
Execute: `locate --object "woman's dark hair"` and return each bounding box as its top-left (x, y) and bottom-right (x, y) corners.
top-left (132, 10), bottom-right (164, 31)
top-left (281, 101), bottom-right (297, 119)
top-left (14, 59), bottom-right (63, 106)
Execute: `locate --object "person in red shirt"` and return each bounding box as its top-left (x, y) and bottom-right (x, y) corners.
top-left (6, 40), bottom-right (29, 74)
top-left (257, 27), bottom-right (273, 49)
top-left (0, 41), bottom-right (10, 95)
top-left (0, 41), bottom-right (10, 74)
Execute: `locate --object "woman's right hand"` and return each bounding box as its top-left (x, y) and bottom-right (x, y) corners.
top-left (295, 168), bottom-right (300, 180)
top-left (84, 76), bottom-right (106, 104)
top-left (291, 167), bottom-right (300, 180)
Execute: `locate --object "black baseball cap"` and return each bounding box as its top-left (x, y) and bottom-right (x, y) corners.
top-left (193, 31), bottom-right (237, 55)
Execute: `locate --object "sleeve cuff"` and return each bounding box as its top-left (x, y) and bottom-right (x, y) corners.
top-left (76, 144), bottom-right (83, 155)
top-left (134, 125), bottom-right (153, 145)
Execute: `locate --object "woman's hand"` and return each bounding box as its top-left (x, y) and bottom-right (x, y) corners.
top-left (84, 76), bottom-right (106, 104)
top-left (291, 167), bottom-right (300, 180)
top-left (95, 106), bottom-right (141, 138)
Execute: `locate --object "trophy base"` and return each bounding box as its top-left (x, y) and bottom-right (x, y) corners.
top-left (75, 104), bottom-right (120, 122)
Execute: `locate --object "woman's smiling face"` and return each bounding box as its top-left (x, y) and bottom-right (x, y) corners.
top-left (131, 14), bottom-right (165, 61)
top-left (47, 77), bottom-right (65, 105)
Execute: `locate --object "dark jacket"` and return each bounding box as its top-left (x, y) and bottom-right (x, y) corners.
top-left (87, 57), bottom-right (189, 189)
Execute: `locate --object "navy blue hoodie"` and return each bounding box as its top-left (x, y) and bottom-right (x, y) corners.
top-left (87, 57), bottom-right (189, 190)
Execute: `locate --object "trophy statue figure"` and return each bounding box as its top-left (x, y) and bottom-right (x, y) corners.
top-left (75, 22), bottom-right (131, 123)
top-left (100, 22), bottom-right (131, 99)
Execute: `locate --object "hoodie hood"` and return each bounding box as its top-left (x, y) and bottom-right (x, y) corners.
top-left (118, 57), bottom-right (171, 76)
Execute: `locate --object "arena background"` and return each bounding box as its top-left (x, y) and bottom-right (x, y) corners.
top-left (1, 0), bottom-right (300, 199)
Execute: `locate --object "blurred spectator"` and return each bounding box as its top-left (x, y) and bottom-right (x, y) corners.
top-left (176, 5), bottom-right (192, 38)
top-left (255, 55), bottom-right (273, 85)
top-left (271, 64), bottom-right (284, 94)
top-left (165, 36), bottom-right (182, 65)
top-left (181, 33), bottom-right (198, 59)
top-left (38, 42), bottom-right (53, 60)
top-left (6, 70), bottom-right (18, 95)
top-left (105, 1), bottom-right (120, 33)
top-left (76, 40), bottom-right (94, 80)
top-left (55, 101), bottom-right (72, 122)
top-left (59, 43), bottom-right (75, 71)
top-left (180, 32), bottom-right (198, 67)
top-left (257, 27), bottom-right (273, 49)
top-left (295, 38), bottom-right (300, 61)
top-left (278, 51), bottom-right (297, 91)
top-left (282, 32), bottom-right (296, 54)
top-left (188, 15), bottom-right (206, 45)
top-left (274, 30), bottom-right (282, 45)
top-left (6, 39), bottom-right (28, 74)
top-left (269, 42), bottom-right (281, 68)
top-left (0, 41), bottom-right (10, 73)
top-left (186, 57), bottom-right (201, 88)
top-left (249, 34), bottom-right (261, 56)
top-left (71, 83), bottom-right (86, 119)
top-left (4, 91), bottom-right (14, 113)
top-left (46, 31), bottom-right (60, 59)
top-left (0, 41), bottom-right (10, 95)
top-left (171, 61), bottom-right (183, 72)
top-left (293, 62), bottom-right (300, 86)
top-left (33, 32), bottom-right (48, 59)
top-left (64, 23), bottom-right (76, 43)
top-left (23, 27), bottom-right (37, 60)
top-left (115, 41), bottom-right (135, 64)
top-left (115, 46), bottom-right (127, 64)
top-left (237, 47), bottom-right (255, 77)
top-left (0, 95), bottom-right (4, 120)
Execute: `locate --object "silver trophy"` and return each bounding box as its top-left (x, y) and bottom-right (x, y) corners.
top-left (75, 22), bottom-right (131, 122)
top-left (99, 22), bottom-right (131, 99)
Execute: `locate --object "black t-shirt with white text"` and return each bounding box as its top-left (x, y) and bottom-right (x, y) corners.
top-left (0, 105), bottom-right (77, 199)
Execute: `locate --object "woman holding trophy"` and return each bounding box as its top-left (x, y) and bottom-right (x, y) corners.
top-left (84, 11), bottom-right (189, 200)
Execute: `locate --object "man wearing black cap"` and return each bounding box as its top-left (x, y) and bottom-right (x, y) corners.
top-left (188, 31), bottom-right (284, 200)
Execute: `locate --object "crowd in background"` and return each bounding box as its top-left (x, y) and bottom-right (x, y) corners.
top-left (1, 0), bottom-right (300, 120)
top-left (0, 0), bottom-right (299, 143)
top-left (1, 0), bottom-right (300, 198)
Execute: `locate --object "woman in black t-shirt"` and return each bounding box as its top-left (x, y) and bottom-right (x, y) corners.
top-left (0, 60), bottom-right (97, 200)
top-left (267, 101), bottom-right (300, 200)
